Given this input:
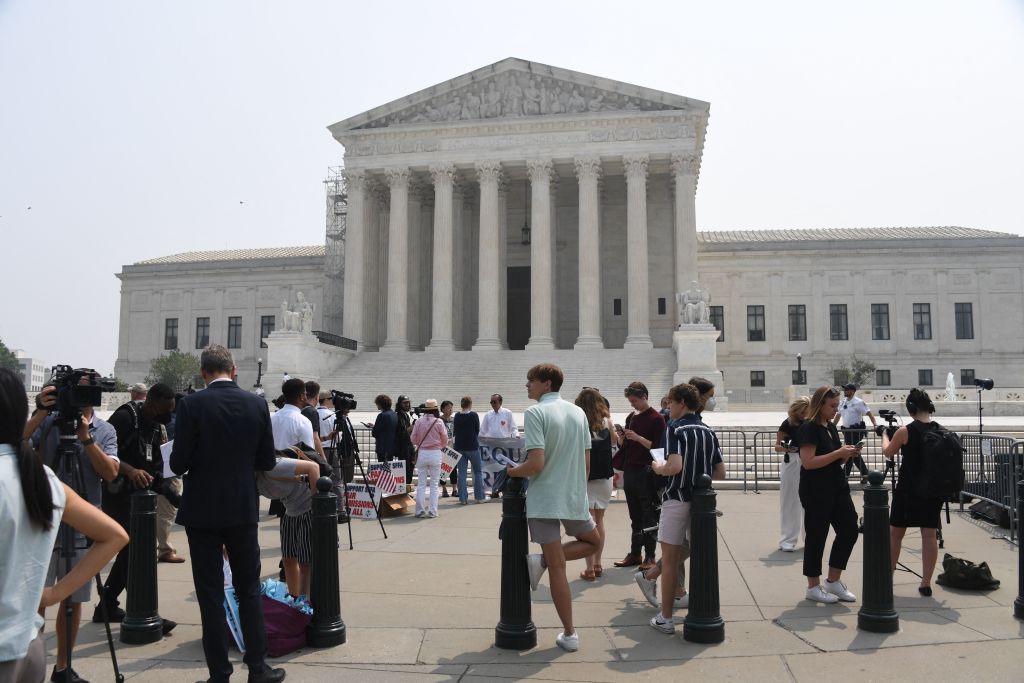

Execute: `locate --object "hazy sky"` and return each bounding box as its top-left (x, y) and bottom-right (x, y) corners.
top-left (2, 1), bottom-right (1022, 374)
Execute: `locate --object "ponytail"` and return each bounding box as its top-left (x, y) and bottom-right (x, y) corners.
top-left (0, 368), bottom-right (56, 530)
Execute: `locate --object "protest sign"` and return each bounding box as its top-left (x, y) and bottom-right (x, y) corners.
top-left (479, 436), bottom-right (527, 494)
top-left (440, 447), bottom-right (463, 478)
top-left (368, 461), bottom-right (406, 498)
top-left (345, 483), bottom-right (378, 519)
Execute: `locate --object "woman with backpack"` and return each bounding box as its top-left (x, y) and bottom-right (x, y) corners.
top-left (881, 388), bottom-right (947, 596)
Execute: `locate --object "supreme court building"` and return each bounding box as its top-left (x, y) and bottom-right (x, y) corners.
top-left (115, 58), bottom-right (1024, 405)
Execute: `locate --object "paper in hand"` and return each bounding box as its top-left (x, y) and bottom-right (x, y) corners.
top-left (650, 448), bottom-right (666, 465)
top-left (490, 450), bottom-right (516, 467)
top-left (160, 440), bottom-right (175, 478)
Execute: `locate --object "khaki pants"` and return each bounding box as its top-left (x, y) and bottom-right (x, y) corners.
top-left (156, 477), bottom-right (183, 557)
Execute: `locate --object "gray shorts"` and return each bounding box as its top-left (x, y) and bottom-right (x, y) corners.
top-left (46, 546), bottom-right (91, 603)
top-left (528, 516), bottom-right (597, 545)
top-left (657, 499), bottom-right (691, 546)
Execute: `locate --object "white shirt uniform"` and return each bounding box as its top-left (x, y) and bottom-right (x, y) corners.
top-left (317, 406), bottom-right (336, 448)
top-left (480, 407), bottom-right (518, 438)
top-left (271, 404), bottom-right (315, 450)
top-left (838, 396), bottom-right (871, 427)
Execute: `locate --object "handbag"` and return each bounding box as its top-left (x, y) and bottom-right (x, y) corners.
top-left (935, 553), bottom-right (1000, 590)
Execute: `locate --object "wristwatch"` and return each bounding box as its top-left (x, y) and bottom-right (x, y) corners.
top-left (80, 436), bottom-right (96, 447)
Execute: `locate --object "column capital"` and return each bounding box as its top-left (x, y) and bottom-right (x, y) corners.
top-left (409, 178), bottom-right (431, 202)
top-left (670, 153), bottom-right (700, 177)
top-left (474, 161), bottom-right (503, 185)
top-left (385, 167), bottom-right (410, 189)
top-left (527, 159), bottom-right (555, 184)
top-left (622, 154), bottom-right (649, 179)
top-left (429, 163), bottom-right (457, 187)
top-left (342, 169), bottom-right (367, 190)
top-left (367, 177), bottom-right (388, 207)
top-left (573, 156), bottom-right (602, 182)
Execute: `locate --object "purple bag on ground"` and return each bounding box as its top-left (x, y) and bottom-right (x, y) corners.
top-left (262, 595), bottom-right (311, 657)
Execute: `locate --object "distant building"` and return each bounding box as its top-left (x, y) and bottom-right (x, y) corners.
top-left (14, 349), bottom-right (50, 393)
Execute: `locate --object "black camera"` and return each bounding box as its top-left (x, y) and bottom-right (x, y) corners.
top-left (974, 378), bottom-right (994, 391)
top-left (330, 390), bottom-right (357, 411)
top-left (875, 409), bottom-right (899, 438)
top-left (47, 365), bottom-right (116, 430)
top-left (412, 403), bottom-right (429, 417)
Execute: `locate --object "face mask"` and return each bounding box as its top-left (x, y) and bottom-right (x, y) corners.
top-left (704, 397), bottom-right (717, 412)
top-left (154, 412), bottom-right (173, 425)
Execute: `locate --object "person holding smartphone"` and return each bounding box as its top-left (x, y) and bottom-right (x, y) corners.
top-left (775, 396), bottom-right (809, 552)
top-left (796, 386), bottom-right (861, 604)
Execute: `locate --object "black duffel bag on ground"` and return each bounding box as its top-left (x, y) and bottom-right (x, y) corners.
top-left (935, 553), bottom-right (1000, 590)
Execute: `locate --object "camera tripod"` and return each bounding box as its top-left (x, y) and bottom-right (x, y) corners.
top-left (327, 417), bottom-right (387, 550)
top-left (51, 417), bottom-right (125, 683)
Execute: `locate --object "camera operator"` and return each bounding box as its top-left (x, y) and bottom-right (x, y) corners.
top-left (396, 395), bottom-right (415, 492)
top-left (23, 378), bottom-right (120, 683)
top-left (832, 383), bottom-right (877, 484)
top-left (92, 383), bottom-right (179, 631)
top-left (316, 391), bottom-right (337, 454)
top-left (302, 381), bottom-right (328, 466)
top-left (329, 393), bottom-right (359, 515)
top-left (880, 388), bottom-right (944, 597)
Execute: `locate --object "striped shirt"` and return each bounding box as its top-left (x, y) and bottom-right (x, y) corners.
top-left (664, 421), bottom-right (723, 503)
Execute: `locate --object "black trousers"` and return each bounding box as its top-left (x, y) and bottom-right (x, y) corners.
top-left (799, 480), bottom-right (859, 577)
top-left (841, 423), bottom-right (869, 476)
top-left (186, 524), bottom-right (269, 681)
top-left (623, 467), bottom-right (660, 558)
top-left (99, 496), bottom-right (131, 606)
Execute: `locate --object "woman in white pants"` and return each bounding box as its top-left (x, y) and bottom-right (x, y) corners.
top-left (410, 399), bottom-right (449, 518)
top-left (775, 397), bottom-right (809, 552)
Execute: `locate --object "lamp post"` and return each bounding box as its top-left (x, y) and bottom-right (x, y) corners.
top-left (795, 353), bottom-right (806, 385)
top-left (254, 358), bottom-right (264, 396)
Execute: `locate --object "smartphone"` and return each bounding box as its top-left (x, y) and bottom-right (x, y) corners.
top-left (854, 440), bottom-right (865, 449)
top-left (614, 424), bottom-right (625, 434)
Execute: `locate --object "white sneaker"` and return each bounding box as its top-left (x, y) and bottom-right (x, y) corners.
top-left (555, 630), bottom-right (579, 652)
top-left (806, 585), bottom-right (839, 603)
top-left (427, 511), bottom-right (438, 518)
top-left (649, 614), bottom-right (675, 634)
top-left (415, 510), bottom-right (426, 518)
top-left (675, 593), bottom-right (689, 608)
top-left (780, 542), bottom-right (796, 552)
top-left (634, 570), bottom-right (659, 608)
top-left (824, 579), bottom-right (857, 602)
top-left (526, 554), bottom-right (546, 591)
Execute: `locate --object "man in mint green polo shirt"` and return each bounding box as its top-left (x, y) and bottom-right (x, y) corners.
top-left (506, 362), bottom-right (599, 652)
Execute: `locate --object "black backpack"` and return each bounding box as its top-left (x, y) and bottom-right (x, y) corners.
top-left (913, 422), bottom-right (965, 499)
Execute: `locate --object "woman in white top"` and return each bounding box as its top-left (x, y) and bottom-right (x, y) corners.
top-left (0, 369), bottom-right (127, 683)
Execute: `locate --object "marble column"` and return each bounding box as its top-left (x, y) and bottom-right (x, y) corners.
top-left (623, 154), bottom-right (653, 349)
top-left (526, 160), bottom-right (555, 350)
top-left (341, 170), bottom-right (366, 345)
top-left (473, 161), bottom-right (504, 349)
top-left (497, 179), bottom-right (509, 347)
top-left (671, 154), bottom-right (699, 319)
top-left (427, 164), bottom-right (456, 351)
top-left (383, 167), bottom-right (410, 350)
top-left (574, 156), bottom-right (604, 349)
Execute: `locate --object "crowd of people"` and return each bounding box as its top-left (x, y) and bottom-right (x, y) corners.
top-left (0, 342), bottom-right (962, 677)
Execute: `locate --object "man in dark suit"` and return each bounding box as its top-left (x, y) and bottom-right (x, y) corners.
top-left (170, 345), bottom-right (285, 683)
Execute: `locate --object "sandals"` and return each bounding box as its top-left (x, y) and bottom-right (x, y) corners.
top-left (579, 569), bottom-right (597, 582)
top-left (594, 565), bottom-right (603, 578)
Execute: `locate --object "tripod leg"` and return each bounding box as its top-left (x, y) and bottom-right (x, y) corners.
top-left (94, 574), bottom-right (125, 683)
top-left (354, 455), bottom-right (388, 540)
top-left (340, 477), bottom-right (354, 550)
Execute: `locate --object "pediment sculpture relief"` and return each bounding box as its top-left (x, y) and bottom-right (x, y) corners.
top-left (357, 72), bottom-right (684, 129)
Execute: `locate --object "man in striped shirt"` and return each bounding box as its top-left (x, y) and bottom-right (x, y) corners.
top-left (646, 383), bottom-right (725, 635)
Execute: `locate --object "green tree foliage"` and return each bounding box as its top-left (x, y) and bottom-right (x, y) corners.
top-left (0, 338), bottom-right (22, 377)
top-left (824, 355), bottom-right (877, 387)
top-left (145, 350), bottom-right (203, 392)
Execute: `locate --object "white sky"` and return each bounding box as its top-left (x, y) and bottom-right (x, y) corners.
top-left (2, 0), bottom-right (1022, 374)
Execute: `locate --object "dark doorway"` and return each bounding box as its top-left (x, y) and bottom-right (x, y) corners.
top-left (506, 266), bottom-right (530, 350)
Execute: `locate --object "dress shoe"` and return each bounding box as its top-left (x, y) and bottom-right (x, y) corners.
top-left (91, 603), bottom-right (125, 623)
top-left (613, 553), bottom-right (642, 568)
top-left (247, 665), bottom-right (286, 683)
top-left (159, 552), bottom-right (186, 563)
top-left (639, 556), bottom-right (656, 571)
top-left (51, 666), bottom-right (88, 683)
top-left (162, 618), bottom-right (177, 635)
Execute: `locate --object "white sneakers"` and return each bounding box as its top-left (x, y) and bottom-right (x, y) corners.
top-left (634, 570), bottom-right (659, 608)
top-left (806, 581), bottom-right (857, 604)
top-left (649, 614), bottom-right (675, 635)
top-left (526, 554), bottom-right (546, 591)
top-left (780, 542), bottom-right (796, 552)
top-left (824, 579), bottom-right (857, 602)
top-left (555, 630), bottom-right (579, 651)
top-left (675, 593), bottom-right (689, 608)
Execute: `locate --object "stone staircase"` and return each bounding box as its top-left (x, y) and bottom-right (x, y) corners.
top-left (320, 348), bottom-right (678, 413)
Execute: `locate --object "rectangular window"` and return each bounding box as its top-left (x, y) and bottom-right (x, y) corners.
top-left (830, 304), bottom-right (848, 341)
top-left (746, 305), bottom-right (765, 342)
top-left (195, 317), bottom-right (210, 349)
top-left (876, 369), bottom-right (891, 386)
top-left (961, 369), bottom-right (975, 386)
top-left (227, 316), bottom-right (242, 349)
top-left (657, 297), bottom-right (666, 316)
top-left (871, 303), bottom-right (890, 340)
top-left (833, 370), bottom-right (850, 386)
top-left (913, 303), bottom-right (932, 340)
top-left (792, 370), bottom-right (807, 385)
top-left (750, 370), bottom-right (765, 387)
top-left (164, 318), bottom-right (178, 350)
top-left (260, 315), bottom-right (275, 349)
top-left (710, 306), bottom-right (724, 342)
top-left (918, 369), bottom-right (933, 386)
top-left (613, 298), bottom-right (622, 316)
top-left (955, 302), bottom-right (974, 340)
top-left (788, 305), bottom-right (807, 341)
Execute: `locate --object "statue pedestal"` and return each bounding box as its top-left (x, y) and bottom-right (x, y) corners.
top-left (265, 331), bottom-right (356, 383)
top-left (672, 326), bottom-right (728, 411)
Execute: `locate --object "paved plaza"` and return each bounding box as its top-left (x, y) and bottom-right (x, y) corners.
top-left (50, 485), bottom-right (1024, 682)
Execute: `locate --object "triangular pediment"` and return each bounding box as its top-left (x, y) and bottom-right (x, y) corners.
top-left (329, 57), bottom-right (708, 133)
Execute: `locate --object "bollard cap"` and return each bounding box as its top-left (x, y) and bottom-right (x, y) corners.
top-left (867, 470), bottom-right (884, 487)
top-left (317, 476), bottom-right (333, 493)
top-left (695, 473), bottom-right (712, 490)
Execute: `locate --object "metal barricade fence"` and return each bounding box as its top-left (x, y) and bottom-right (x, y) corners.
top-left (749, 427), bottom-right (897, 491)
top-left (713, 430), bottom-right (749, 491)
top-left (959, 433), bottom-right (1021, 542)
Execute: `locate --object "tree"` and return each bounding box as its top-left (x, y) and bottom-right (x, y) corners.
top-left (824, 355), bottom-right (877, 387)
top-left (0, 337), bottom-right (22, 377)
top-left (110, 376), bottom-right (129, 392)
top-left (145, 350), bottom-right (203, 392)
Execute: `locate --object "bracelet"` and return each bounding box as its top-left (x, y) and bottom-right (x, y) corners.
top-left (80, 436), bottom-right (96, 447)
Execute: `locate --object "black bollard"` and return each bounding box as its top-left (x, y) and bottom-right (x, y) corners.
top-left (121, 489), bottom-right (163, 644)
top-left (858, 470), bottom-right (900, 633)
top-left (495, 476), bottom-right (537, 650)
top-left (308, 476), bottom-right (347, 647)
top-left (684, 474), bottom-right (725, 644)
top-left (1014, 479), bottom-right (1024, 619)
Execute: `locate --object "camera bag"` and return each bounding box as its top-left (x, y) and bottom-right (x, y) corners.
top-left (914, 422), bottom-right (965, 499)
top-left (935, 553), bottom-right (1000, 590)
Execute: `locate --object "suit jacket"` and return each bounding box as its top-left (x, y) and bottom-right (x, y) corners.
top-left (372, 409), bottom-right (397, 456)
top-left (170, 380), bottom-right (276, 528)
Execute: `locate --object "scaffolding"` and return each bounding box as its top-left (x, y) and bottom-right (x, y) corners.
top-left (322, 166), bottom-right (347, 335)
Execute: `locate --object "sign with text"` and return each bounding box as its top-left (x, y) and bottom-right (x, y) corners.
top-left (345, 483), bottom-right (378, 519)
top-left (479, 436), bottom-right (527, 494)
top-left (368, 461), bottom-right (406, 499)
top-left (440, 447), bottom-right (463, 478)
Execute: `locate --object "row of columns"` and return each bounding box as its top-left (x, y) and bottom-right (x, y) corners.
top-left (342, 153), bottom-right (699, 351)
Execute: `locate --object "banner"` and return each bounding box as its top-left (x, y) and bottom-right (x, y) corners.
top-left (368, 461), bottom-right (406, 499)
top-left (440, 447), bottom-right (463, 478)
top-left (345, 483), bottom-right (378, 519)
top-left (479, 436), bottom-right (528, 494)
